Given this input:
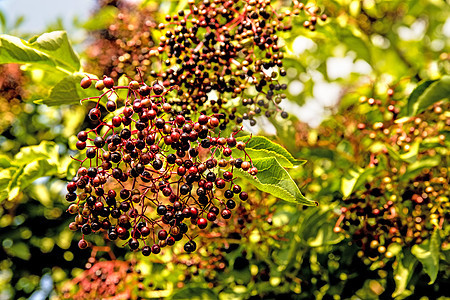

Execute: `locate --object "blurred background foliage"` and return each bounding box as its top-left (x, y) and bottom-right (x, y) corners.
top-left (0, 0), bottom-right (449, 299)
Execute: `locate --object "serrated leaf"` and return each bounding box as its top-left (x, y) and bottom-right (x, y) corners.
top-left (341, 167), bottom-right (376, 198)
top-left (34, 73), bottom-right (99, 106)
top-left (236, 136), bottom-right (306, 168)
top-left (411, 230), bottom-right (441, 284)
top-left (405, 76), bottom-right (450, 117)
top-left (0, 31), bottom-right (80, 74)
top-left (234, 157), bottom-right (316, 205)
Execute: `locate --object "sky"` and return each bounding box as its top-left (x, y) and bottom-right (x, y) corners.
top-left (0, 0), bottom-right (97, 36)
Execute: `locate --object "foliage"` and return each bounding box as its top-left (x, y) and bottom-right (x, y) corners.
top-left (0, 0), bottom-right (449, 299)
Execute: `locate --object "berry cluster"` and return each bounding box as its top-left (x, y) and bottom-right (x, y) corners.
top-left (85, 2), bottom-right (157, 80)
top-left (335, 168), bottom-right (448, 263)
top-left (331, 90), bottom-right (449, 265)
top-left (66, 76), bottom-right (256, 255)
top-left (86, 0), bottom-right (328, 127)
top-left (61, 259), bottom-right (144, 299)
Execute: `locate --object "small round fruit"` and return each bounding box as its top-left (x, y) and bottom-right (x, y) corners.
top-left (103, 77), bottom-right (114, 89)
top-left (78, 239), bottom-right (88, 249)
top-left (95, 80), bottom-right (105, 90)
top-left (80, 77), bottom-right (92, 89)
top-left (197, 218), bottom-right (208, 229)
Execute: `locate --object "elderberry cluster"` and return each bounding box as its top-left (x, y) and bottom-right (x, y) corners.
top-left (148, 0), bottom-right (327, 125)
top-left (61, 259), bottom-right (145, 299)
top-left (86, 0), bottom-right (328, 127)
top-left (66, 76), bottom-right (255, 255)
top-left (335, 168), bottom-right (449, 264)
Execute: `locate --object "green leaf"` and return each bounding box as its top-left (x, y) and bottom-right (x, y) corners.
top-left (234, 157), bottom-right (316, 206)
top-left (82, 6), bottom-right (119, 30)
top-left (236, 136), bottom-right (306, 168)
top-left (341, 167), bottom-right (376, 198)
top-left (0, 31), bottom-right (80, 74)
top-left (411, 230), bottom-right (441, 284)
top-left (406, 75), bottom-right (450, 117)
top-left (14, 141), bottom-right (59, 165)
top-left (16, 159), bottom-right (58, 189)
top-left (402, 157), bottom-right (441, 181)
top-left (392, 250), bottom-right (418, 298)
top-left (0, 168), bottom-right (17, 202)
top-left (34, 72), bottom-right (99, 106)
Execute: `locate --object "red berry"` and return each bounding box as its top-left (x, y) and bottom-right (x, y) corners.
top-left (198, 115), bottom-right (208, 125)
top-left (88, 108), bottom-right (101, 121)
top-left (221, 209), bottom-right (232, 219)
top-left (103, 77), bottom-right (114, 89)
top-left (197, 217), bottom-right (208, 229)
top-left (207, 212), bottom-right (217, 221)
top-left (78, 239), bottom-right (88, 249)
top-left (175, 115), bottom-right (185, 126)
top-left (80, 77), bottom-right (92, 89)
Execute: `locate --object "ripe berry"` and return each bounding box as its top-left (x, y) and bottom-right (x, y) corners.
top-left (142, 245), bottom-right (151, 256)
top-left (66, 193), bottom-right (77, 202)
top-left (80, 77), bottom-right (92, 89)
top-left (108, 230), bottom-right (118, 240)
top-left (153, 83), bottom-right (164, 95)
top-left (157, 205), bottom-right (167, 215)
top-left (129, 238), bottom-right (139, 250)
top-left (151, 244), bottom-right (161, 254)
top-left (198, 115), bottom-right (208, 125)
top-left (88, 108), bottom-right (101, 121)
top-left (184, 241), bottom-right (197, 253)
top-left (103, 77), bottom-right (114, 89)
top-left (140, 226), bottom-right (151, 237)
top-left (81, 224), bottom-right (92, 235)
top-left (197, 217), bottom-right (208, 229)
top-left (77, 131), bottom-right (88, 141)
top-left (207, 212), bottom-right (217, 221)
top-left (221, 209), bottom-right (232, 219)
top-left (239, 192), bottom-right (249, 201)
top-left (158, 229), bottom-right (168, 240)
top-left (232, 185), bottom-right (242, 193)
top-left (226, 199), bottom-right (236, 209)
top-left (78, 239), bottom-right (88, 249)
top-left (227, 137), bottom-right (237, 147)
top-left (106, 100), bottom-right (117, 112)
top-left (224, 190), bottom-right (234, 198)
top-left (223, 171), bottom-right (233, 180)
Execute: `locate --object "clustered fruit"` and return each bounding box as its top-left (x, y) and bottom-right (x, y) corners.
top-left (332, 89), bottom-right (449, 265)
top-left (86, 0), bottom-right (328, 128)
top-left (85, 2), bottom-right (157, 80)
top-left (61, 258), bottom-right (145, 299)
top-left (66, 76), bottom-right (257, 255)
